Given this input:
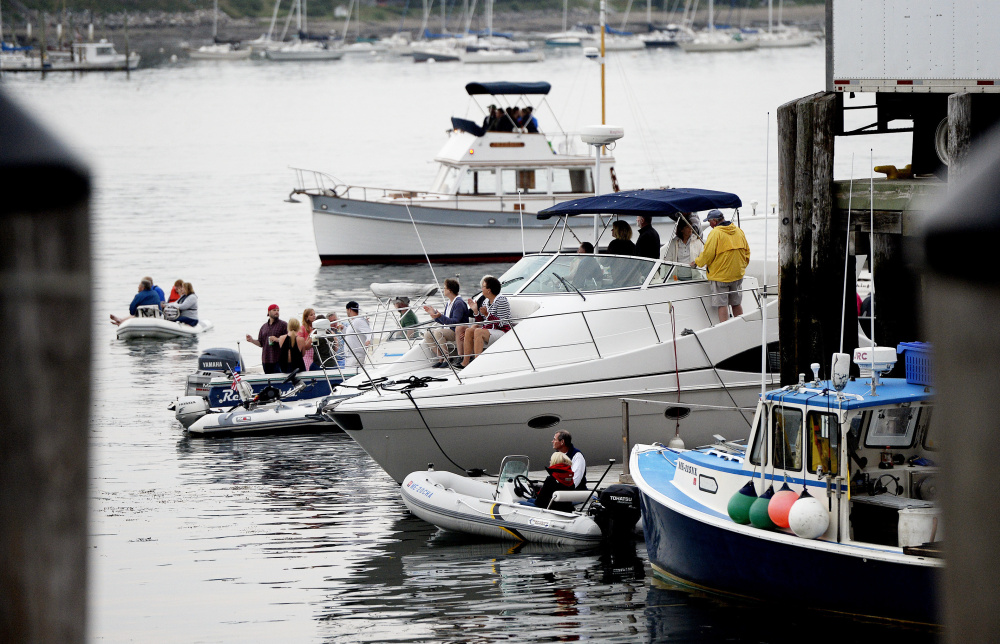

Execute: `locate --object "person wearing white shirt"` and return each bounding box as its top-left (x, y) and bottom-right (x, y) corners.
top-left (660, 215), bottom-right (705, 281)
top-left (342, 301), bottom-right (373, 368)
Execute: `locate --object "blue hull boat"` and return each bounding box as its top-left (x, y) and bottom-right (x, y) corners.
top-left (631, 345), bottom-right (942, 625)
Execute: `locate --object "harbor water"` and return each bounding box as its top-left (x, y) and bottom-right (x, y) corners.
top-left (5, 46), bottom-right (927, 642)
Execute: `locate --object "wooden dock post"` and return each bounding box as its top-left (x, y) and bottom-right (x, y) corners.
top-left (0, 90), bottom-right (91, 643)
top-left (777, 91), bottom-right (850, 384)
top-left (947, 92), bottom-right (972, 186)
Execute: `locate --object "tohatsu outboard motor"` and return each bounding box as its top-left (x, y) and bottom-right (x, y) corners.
top-left (590, 484), bottom-right (642, 543)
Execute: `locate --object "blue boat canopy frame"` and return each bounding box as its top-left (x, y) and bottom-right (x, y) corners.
top-left (537, 188), bottom-right (743, 220)
top-left (465, 82), bottom-right (552, 96)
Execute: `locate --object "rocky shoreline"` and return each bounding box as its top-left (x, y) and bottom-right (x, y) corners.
top-left (3, 5), bottom-right (824, 59)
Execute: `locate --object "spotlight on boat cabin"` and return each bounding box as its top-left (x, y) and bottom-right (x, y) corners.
top-left (580, 125), bottom-right (625, 147)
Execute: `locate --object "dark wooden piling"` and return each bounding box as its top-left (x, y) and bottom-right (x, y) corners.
top-left (947, 92), bottom-right (972, 185)
top-left (778, 91), bottom-right (852, 384)
top-left (0, 90), bottom-right (91, 643)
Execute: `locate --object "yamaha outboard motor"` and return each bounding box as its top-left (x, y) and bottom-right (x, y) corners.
top-left (198, 347), bottom-right (241, 372)
top-left (590, 484), bottom-right (642, 543)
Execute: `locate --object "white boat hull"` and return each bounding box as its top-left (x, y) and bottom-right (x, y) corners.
top-left (116, 318), bottom-right (213, 340)
top-left (460, 50), bottom-right (544, 64)
top-left (680, 38), bottom-right (758, 52)
top-left (265, 48), bottom-right (344, 61)
top-left (309, 195), bottom-right (606, 264)
top-left (401, 470), bottom-right (602, 545)
top-left (187, 395), bottom-right (340, 435)
top-left (188, 47), bottom-right (252, 60)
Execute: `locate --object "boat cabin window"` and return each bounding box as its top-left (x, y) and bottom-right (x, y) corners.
top-left (519, 255), bottom-right (654, 294)
top-left (458, 169), bottom-right (497, 195)
top-left (499, 255), bottom-right (553, 294)
top-left (551, 168), bottom-right (593, 194)
top-left (434, 165), bottom-right (462, 193)
top-left (863, 405), bottom-right (920, 448)
top-left (807, 411), bottom-right (839, 475)
top-left (649, 262), bottom-right (707, 285)
top-left (501, 169), bottom-right (547, 195)
top-left (920, 407), bottom-right (936, 451)
top-left (749, 409), bottom-right (766, 466)
top-left (772, 406), bottom-right (803, 471)
top-left (97, 46), bottom-right (114, 56)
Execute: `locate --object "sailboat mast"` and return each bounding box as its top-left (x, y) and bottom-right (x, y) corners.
top-left (768, 0), bottom-right (772, 33)
top-left (708, 0), bottom-right (713, 32)
top-left (600, 0), bottom-right (606, 124)
top-left (563, 0), bottom-right (568, 32)
top-left (647, 0), bottom-right (652, 25)
top-left (303, 0), bottom-right (308, 34)
top-left (212, 0), bottom-right (219, 39)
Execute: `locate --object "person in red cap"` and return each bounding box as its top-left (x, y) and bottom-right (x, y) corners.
top-left (245, 304), bottom-right (287, 373)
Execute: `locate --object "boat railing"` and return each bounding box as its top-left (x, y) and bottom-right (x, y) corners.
top-left (290, 166), bottom-right (598, 212)
top-left (337, 281), bottom-right (767, 386)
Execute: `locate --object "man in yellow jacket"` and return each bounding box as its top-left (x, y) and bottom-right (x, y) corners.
top-left (690, 209), bottom-right (750, 322)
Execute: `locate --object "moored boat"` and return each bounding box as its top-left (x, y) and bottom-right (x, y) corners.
top-left (116, 306), bottom-right (213, 340)
top-left (631, 344), bottom-right (941, 624)
top-left (291, 81), bottom-right (619, 265)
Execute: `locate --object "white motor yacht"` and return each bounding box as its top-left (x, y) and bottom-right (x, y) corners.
top-left (292, 81), bottom-right (619, 265)
top-left (326, 189), bottom-right (779, 484)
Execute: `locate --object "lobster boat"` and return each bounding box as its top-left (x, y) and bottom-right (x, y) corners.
top-left (632, 343), bottom-right (942, 624)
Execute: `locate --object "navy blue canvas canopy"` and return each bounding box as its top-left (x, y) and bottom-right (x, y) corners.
top-left (451, 117), bottom-right (486, 137)
top-left (537, 188), bottom-right (742, 220)
top-left (465, 82), bottom-right (552, 96)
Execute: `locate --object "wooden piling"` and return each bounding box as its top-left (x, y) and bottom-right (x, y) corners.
top-left (947, 92), bottom-right (972, 185)
top-left (0, 90), bottom-right (91, 643)
top-left (776, 99), bottom-right (798, 385)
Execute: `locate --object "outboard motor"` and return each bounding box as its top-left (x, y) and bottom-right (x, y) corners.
top-left (590, 484), bottom-right (642, 543)
top-left (186, 348), bottom-right (243, 397)
top-left (198, 347), bottom-right (241, 372)
top-left (169, 396), bottom-right (211, 428)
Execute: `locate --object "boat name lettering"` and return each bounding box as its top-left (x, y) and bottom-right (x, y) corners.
top-left (489, 142), bottom-right (525, 148)
top-left (678, 461), bottom-right (697, 476)
top-left (406, 481), bottom-right (434, 499)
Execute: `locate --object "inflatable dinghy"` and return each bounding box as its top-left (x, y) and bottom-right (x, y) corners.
top-left (116, 305), bottom-right (212, 340)
top-left (401, 456), bottom-right (641, 546)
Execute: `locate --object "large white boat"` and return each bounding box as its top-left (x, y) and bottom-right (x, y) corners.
top-left (326, 189), bottom-right (779, 484)
top-left (1, 39), bottom-right (139, 71)
top-left (291, 81), bottom-right (620, 265)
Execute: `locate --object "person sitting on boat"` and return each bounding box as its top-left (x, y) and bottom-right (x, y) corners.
top-left (145, 276), bottom-right (166, 303)
top-left (277, 317), bottom-right (307, 374)
top-left (690, 209), bottom-right (750, 322)
top-left (634, 215), bottom-right (661, 260)
top-left (343, 301), bottom-right (373, 368)
top-left (607, 220), bottom-right (636, 256)
top-left (459, 275), bottom-right (511, 369)
top-left (496, 107), bottom-right (516, 132)
top-left (569, 244), bottom-right (605, 289)
top-left (172, 282), bottom-right (199, 326)
top-left (394, 297), bottom-right (418, 339)
top-left (553, 430), bottom-right (587, 490)
top-left (523, 106), bottom-right (539, 133)
top-left (661, 217), bottom-right (704, 280)
top-left (109, 278), bottom-right (162, 326)
top-left (457, 289), bottom-right (488, 368)
top-left (422, 278), bottom-right (469, 368)
top-left (482, 104), bottom-right (498, 130)
top-left (167, 279), bottom-right (184, 303)
top-left (246, 304), bottom-right (287, 374)
top-left (530, 452), bottom-right (577, 512)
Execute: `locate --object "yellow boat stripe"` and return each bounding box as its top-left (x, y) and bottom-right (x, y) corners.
top-left (490, 503), bottom-right (526, 541)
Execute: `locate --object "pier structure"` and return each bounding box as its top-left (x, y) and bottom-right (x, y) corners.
top-left (776, 0), bottom-right (1000, 385)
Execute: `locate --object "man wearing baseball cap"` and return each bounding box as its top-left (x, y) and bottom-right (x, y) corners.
top-left (245, 304), bottom-right (287, 373)
top-left (342, 301), bottom-right (373, 368)
top-left (691, 209), bottom-right (750, 322)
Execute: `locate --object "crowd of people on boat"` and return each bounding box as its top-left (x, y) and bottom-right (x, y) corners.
top-left (110, 277), bottom-right (199, 327)
top-left (481, 104), bottom-right (539, 133)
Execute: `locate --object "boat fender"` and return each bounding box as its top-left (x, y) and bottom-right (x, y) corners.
top-left (767, 482), bottom-right (798, 528)
top-left (788, 488), bottom-right (830, 539)
top-left (726, 480), bottom-right (757, 525)
top-left (748, 486), bottom-right (776, 530)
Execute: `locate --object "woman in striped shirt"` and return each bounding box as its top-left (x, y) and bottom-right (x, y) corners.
top-left (459, 275), bottom-right (511, 369)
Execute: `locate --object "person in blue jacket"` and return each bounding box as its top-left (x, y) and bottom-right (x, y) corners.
top-left (110, 278), bottom-right (162, 326)
top-left (421, 277), bottom-right (469, 368)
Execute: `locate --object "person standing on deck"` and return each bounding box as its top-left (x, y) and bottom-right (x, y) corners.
top-left (552, 430), bottom-right (587, 490)
top-left (691, 209), bottom-right (750, 322)
top-left (245, 304), bottom-right (287, 374)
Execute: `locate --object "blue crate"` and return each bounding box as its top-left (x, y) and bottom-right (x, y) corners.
top-left (897, 342), bottom-right (932, 386)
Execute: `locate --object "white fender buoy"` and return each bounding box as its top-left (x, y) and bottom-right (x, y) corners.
top-left (788, 489), bottom-right (830, 539)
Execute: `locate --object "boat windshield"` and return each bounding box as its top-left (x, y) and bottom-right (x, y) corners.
top-left (520, 255), bottom-right (655, 294)
top-left (499, 255), bottom-right (554, 293)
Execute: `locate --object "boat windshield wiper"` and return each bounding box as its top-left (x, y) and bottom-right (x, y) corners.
top-left (501, 276), bottom-right (525, 287)
top-left (552, 272), bottom-right (586, 301)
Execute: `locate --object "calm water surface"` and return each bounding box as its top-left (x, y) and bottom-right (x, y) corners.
top-left (6, 46), bottom-right (925, 642)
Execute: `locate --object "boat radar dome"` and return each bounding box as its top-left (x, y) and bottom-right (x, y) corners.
top-left (853, 346), bottom-right (897, 376)
top-left (580, 125), bottom-right (624, 146)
